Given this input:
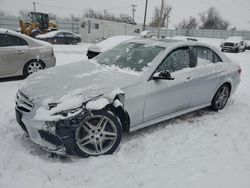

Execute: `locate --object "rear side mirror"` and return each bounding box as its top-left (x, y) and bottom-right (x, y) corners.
top-left (153, 70), bottom-right (174, 80)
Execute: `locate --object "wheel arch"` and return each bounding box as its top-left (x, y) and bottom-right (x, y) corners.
top-left (23, 59), bottom-right (46, 70)
top-left (213, 81), bottom-right (232, 100)
top-left (105, 103), bottom-right (131, 133)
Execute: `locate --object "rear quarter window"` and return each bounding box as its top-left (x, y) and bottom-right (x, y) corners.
top-left (194, 46), bottom-right (222, 66)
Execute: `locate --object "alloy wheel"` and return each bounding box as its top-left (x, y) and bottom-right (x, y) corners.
top-left (214, 85), bottom-right (230, 109)
top-left (27, 62), bottom-right (44, 75)
top-left (76, 115), bottom-right (118, 156)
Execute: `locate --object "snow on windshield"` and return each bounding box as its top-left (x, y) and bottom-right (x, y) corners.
top-left (95, 42), bottom-right (165, 72)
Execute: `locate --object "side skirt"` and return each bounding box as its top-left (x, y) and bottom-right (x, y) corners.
top-left (129, 103), bottom-right (211, 132)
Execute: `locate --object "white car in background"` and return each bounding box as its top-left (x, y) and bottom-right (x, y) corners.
top-left (0, 29), bottom-right (56, 78)
top-left (220, 36), bottom-right (247, 53)
top-left (86, 35), bottom-right (138, 59)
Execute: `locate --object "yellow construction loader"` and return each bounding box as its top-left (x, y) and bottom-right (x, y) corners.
top-left (19, 12), bottom-right (58, 38)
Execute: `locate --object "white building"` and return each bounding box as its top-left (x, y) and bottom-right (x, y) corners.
top-left (79, 18), bottom-right (143, 43)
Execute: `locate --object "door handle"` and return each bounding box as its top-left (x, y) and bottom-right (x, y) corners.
top-left (185, 76), bottom-right (192, 82)
top-left (15, 50), bottom-right (25, 54)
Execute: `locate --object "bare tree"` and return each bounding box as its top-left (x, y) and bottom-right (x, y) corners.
top-left (149, 1), bottom-right (172, 28)
top-left (177, 16), bottom-right (198, 29)
top-left (84, 9), bottom-right (121, 22)
top-left (70, 14), bottom-right (80, 22)
top-left (199, 7), bottom-right (230, 30)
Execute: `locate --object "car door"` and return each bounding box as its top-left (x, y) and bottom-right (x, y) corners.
top-left (0, 34), bottom-right (29, 75)
top-left (189, 46), bottom-right (226, 106)
top-left (143, 47), bottom-right (195, 122)
top-left (63, 32), bottom-right (73, 44)
top-left (55, 32), bottom-right (65, 44)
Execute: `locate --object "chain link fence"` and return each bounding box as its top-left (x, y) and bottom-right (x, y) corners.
top-left (146, 27), bottom-right (250, 40)
top-left (1, 15), bottom-right (250, 40)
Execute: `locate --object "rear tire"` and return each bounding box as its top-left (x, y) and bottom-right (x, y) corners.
top-left (72, 39), bottom-right (77, 45)
top-left (211, 84), bottom-right (230, 111)
top-left (23, 60), bottom-right (45, 77)
top-left (75, 110), bottom-right (122, 157)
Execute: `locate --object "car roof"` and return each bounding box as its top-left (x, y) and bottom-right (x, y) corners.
top-left (128, 37), bottom-right (204, 48)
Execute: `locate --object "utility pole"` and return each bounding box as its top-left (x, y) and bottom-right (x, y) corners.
top-left (143, 0), bottom-right (148, 31)
top-left (33, 1), bottom-right (36, 12)
top-left (166, 15), bottom-right (169, 29)
top-left (103, 9), bottom-right (107, 21)
top-left (131, 4), bottom-right (137, 21)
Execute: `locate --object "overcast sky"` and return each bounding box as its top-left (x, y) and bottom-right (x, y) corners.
top-left (1, 0), bottom-right (250, 29)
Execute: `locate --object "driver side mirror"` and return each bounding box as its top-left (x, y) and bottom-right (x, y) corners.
top-left (153, 70), bottom-right (174, 80)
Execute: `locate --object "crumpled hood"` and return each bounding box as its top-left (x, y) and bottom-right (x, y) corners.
top-left (19, 60), bottom-right (140, 107)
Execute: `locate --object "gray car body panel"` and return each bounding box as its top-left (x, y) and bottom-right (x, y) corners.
top-left (0, 29), bottom-right (56, 78)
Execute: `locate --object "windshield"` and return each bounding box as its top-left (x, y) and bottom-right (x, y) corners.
top-left (95, 42), bottom-right (165, 72)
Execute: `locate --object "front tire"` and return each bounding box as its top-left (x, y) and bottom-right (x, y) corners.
top-left (211, 84), bottom-right (230, 111)
top-left (75, 110), bottom-right (122, 156)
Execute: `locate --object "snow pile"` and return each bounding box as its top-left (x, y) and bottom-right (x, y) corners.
top-left (86, 98), bottom-right (110, 110)
top-left (75, 68), bottom-right (107, 79)
top-left (34, 96), bottom-right (83, 121)
top-left (53, 43), bottom-right (93, 66)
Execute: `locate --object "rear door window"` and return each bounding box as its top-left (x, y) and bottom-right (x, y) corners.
top-left (63, 32), bottom-right (73, 37)
top-left (56, 32), bottom-right (64, 37)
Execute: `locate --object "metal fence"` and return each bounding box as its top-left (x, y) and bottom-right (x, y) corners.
top-left (1, 15), bottom-right (250, 40)
top-left (146, 28), bottom-right (250, 40)
top-left (0, 15), bottom-right (79, 33)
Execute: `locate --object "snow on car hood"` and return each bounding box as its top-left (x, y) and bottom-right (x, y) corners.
top-left (19, 60), bottom-right (140, 109)
top-left (88, 35), bottom-right (138, 53)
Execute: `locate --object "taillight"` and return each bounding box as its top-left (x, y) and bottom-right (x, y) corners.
top-left (238, 68), bottom-right (242, 74)
top-left (51, 47), bottom-right (54, 56)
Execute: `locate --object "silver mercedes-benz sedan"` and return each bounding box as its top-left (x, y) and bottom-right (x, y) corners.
top-left (0, 29), bottom-right (56, 78)
top-left (16, 38), bottom-right (241, 157)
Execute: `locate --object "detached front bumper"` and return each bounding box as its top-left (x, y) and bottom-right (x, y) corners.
top-left (15, 107), bottom-right (88, 156)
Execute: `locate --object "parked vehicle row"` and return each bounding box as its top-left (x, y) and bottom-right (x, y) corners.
top-left (16, 38), bottom-right (241, 157)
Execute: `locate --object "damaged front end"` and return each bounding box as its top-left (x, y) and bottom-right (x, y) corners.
top-left (16, 89), bottom-right (129, 156)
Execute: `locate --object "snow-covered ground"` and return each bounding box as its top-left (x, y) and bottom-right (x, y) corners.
top-left (1, 39), bottom-right (250, 188)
